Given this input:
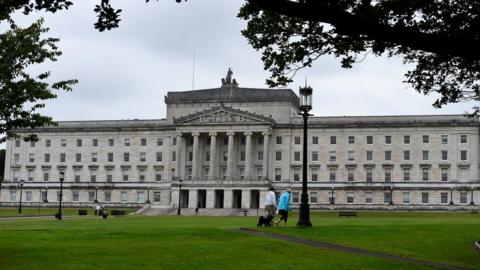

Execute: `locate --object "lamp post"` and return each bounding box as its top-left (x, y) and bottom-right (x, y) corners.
top-left (18, 180), bottom-right (25, 214)
top-left (449, 186), bottom-right (454, 205)
top-left (44, 186), bottom-right (49, 203)
top-left (297, 85), bottom-right (313, 227)
top-left (471, 186), bottom-right (475, 206)
top-left (330, 187), bottom-right (335, 205)
top-left (56, 172), bottom-right (65, 220)
top-left (146, 186), bottom-right (151, 204)
top-left (94, 186), bottom-right (98, 203)
top-left (177, 180), bottom-right (183, 215)
top-left (389, 185), bottom-right (394, 205)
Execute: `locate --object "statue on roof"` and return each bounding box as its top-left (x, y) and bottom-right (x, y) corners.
top-left (221, 68), bottom-right (238, 88)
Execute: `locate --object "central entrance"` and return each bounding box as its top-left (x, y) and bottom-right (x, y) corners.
top-left (197, 190), bottom-right (206, 208)
top-left (232, 190), bottom-right (242, 208)
top-left (214, 190), bottom-right (224, 208)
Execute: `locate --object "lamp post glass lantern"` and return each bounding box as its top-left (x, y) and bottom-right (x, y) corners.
top-left (177, 182), bottom-right (182, 215)
top-left (450, 187), bottom-right (454, 205)
top-left (56, 172), bottom-right (65, 220)
top-left (18, 180), bottom-right (25, 214)
top-left (146, 187), bottom-right (151, 204)
top-left (297, 86), bottom-right (313, 227)
top-left (44, 187), bottom-right (48, 203)
top-left (94, 186), bottom-right (98, 203)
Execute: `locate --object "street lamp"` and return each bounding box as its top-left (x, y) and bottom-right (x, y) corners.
top-left (297, 85), bottom-right (313, 227)
top-left (330, 187), bottom-right (335, 205)
top-left (450, 186), bottom-right (454, 205)
top-left (177, 180), bottom-right (183, 215)
top-left (471, 186), bottom-right (475, 206)
top-left (389, 185), bottom-right (394, 205)
top-left (44, 186), bottom-right (49, 203)
top-left (18, 180), bottom-right (25, 214)
top-left (56, 172), bottom-right (65, 220)
top-left (94, 186), bottom-right (98, 203)
top-left (146, 186), bottom-right (151, 204)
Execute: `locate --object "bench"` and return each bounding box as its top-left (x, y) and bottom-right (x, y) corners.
top-left (471, 210), bottom-right (479, 214)
top-left (241, 209), bottom-right (249, 217)
top-left (110, 210), bottom-right (126, 217)
top-left (339, 211), bottom-right (357, 218)
top-left (78, 209), bottom-right (88, 216)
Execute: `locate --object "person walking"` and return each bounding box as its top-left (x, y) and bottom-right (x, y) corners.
top-left (264, 187), bottom-right (276, 224)
top-left (275, 189), bottom-right (292, 226)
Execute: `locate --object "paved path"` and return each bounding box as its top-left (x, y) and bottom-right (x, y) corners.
top-left (239, 228), bottom-right (471, 270)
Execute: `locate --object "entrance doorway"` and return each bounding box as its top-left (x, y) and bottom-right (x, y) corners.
top-left (232, 190), bottom-right (242, 208)
top-left (180, 190), bottom-right (189, 208)
top-left (214, 190), bottom-right (224, 208)
top-left (250, 190), bottom-right (260, 209)
top-left (197, 190), bottom-right (206, 208)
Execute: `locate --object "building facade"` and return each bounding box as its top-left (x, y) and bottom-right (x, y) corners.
top-left (1, 71), bottom-right (479, 210)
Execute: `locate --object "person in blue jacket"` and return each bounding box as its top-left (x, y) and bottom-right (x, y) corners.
top-left (274, 189), bottom-right (291, 226)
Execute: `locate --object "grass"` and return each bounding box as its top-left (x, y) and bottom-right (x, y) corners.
top-left (0, 210), bottom-right (478, 270)
top-left (0, 207), bottom-right (138, 217)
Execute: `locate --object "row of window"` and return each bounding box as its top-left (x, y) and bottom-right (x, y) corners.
top-left (284, 134), bottom-right (467, 145)
top-left (15, 152), bottom-right (168, 164)
top-left (8, 190), bottom-right (158, 203)
top-left (14, 137), bottom-right (167, 148)
top-left (291, 191), bottom-right (470, 205)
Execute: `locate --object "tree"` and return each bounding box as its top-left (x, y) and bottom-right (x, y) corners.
top-left (0, 149), bottom-right (5, 182)
top-left (238, 0), bottom-right (480, 113)
top-left (0, 19), bottom-right (77, 143)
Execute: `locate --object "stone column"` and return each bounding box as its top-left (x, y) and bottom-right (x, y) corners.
top-left (242, 189), bottom-right (251, 209)
top-left (209, 132), bottom-right (217, 180)
top-left (206, 190), bottom-right (215, 208)
top-left (262, 132), bottom-right (270, 179)
top-left (224, 189), bottom-right (233, 208)
top-left (226, 132), bottom-right (235, 179)
top-left (244, 132), bottom-right (252, 181)
top-left (191, 132), bottom-right (200, 180)
top-left (175, 133), bottom-right (182, 178)
top-left (188, 189), bottom-right (197, 209)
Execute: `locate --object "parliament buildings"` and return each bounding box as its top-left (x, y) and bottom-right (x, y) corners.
top-left (1, 70), bottom-right (479, 211)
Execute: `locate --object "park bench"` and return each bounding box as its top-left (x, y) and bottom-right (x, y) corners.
top-left (241, 209), bottom-right (249, 216)
top-left (78, 209), bottom-right (88, 215)
top-left (339, 211), bottom-right (357, 218)
top-left (110, 210), bottom-right (126, 217)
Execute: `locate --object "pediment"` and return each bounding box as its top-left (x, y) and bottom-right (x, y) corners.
top-left (174, 106), bottom-right (275, 125)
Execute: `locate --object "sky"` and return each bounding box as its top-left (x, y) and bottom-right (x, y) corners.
top-left (12, 1), bottom-right (477, 121)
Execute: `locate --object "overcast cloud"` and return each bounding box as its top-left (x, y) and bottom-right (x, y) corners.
top-left (12, 0), bottom-right (478, 121)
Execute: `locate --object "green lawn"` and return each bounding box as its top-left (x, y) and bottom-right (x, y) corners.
top-left (0, 207), bottom-right (137, 217)
top-left (0, 211), bottom-right (478, 270)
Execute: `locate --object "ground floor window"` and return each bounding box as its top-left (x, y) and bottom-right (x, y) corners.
top-left (460, 192), bottom-right (468, 204)
top-left (365, 192), bottom-right (372, 204)
top-left (25, 191), bottom-right (32, 202)
top-left (10, 191), bottom-right (16, 202)
top-left (121, 191), bottom-right (128, 203)
top-left (310, 192), bottom-right (317, 203)
top-left (137, 192), bottom-right (145, 203)
top-left (346, 192), bottom-right (354, 204)
top-left (292, 192), bottom-right (299, 203)
top-left (72, 191), bottom-right (79, 202)
top-left (104, 191), bottom-right (111, 202)
top-left (383, 192), bottom-right (391, 204)
top-left (402, 192), bottom-right (410, 204)
top-left (154, 192), bottom-right (161, 203)
top-left (440, 192), bottom-right (448, 204)
top-left (421, 192), bottom-right (429, 204)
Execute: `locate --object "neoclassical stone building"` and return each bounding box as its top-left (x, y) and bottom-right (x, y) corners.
top-left (1, 71), bottom-right (479, 211)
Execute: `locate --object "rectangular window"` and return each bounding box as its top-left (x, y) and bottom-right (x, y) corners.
top-left (403, 151), bottom-right (410, 161)
top-left (206, 151), bottom-right (211, 162)
top-left (104, 191), bottom-right (111, 202)
top-left (140, 152), bottom-right (146, 162)
top-left (28, 153), bottom-right (34, 163)
top-left (310, 192), bottom-right (318, 203)
top-left (157, 138), bottom-right (163, 146)
top-left (121, 191), bottom-right (128, 203)
top-left (384, 151), bottom-right (391, 161)
top-left (348, 136), bottom-right (355, 144)
top-left (422, 150), bottom-right (429, 161)
top-left (276, 136), bottom-right (282, 144)
top-left (312, 136), bottom-right (318, 145)
top-left (44, 153), bottom-right (50, 163)
top-left (292, 192), bottom-right (299, 203)
top-left (311, 167), bottom-right (318, 181)
top-left (365, 192), bottom-right (372, 204)
top-left (460, 150), bottom-right (467, 161)
top-left (329, 167), bottom-right (336, 182)
top-left (403, 167), bottom-right (411, 181)
top-left (108, 153), bottom-right (114, 162)
top-left (156, 168), bottom-right (163, 181)
top-left (240, 151), bottom-right (246, 162)
top-left (258, 136), bottom-right (264, 145)
top-left (10, 191), bottom-right (17, 202)
top-left (441, 150), bottom-right (448, 161)
top-left (294, 151), bottom-right (301, 162)
top-left (330, 136), bottom-right (336, 144)
top-left (76, 139), bottom-right (82, 147)
top-left (347, 192), bottom-right (354, 204)
top-left (223, 151), bottom-right (228, 162)
top-left (139, 169), bottom-right (146, 182)
top-left (257, 168), bottom-right (263, 181)
top-left (122, 169), bottom-right (129, 181)
top-left (366, 151), bottom-right (373, 161)
top-left (154, 192), bottom-right (161, 203)
top-left (14, 153), bottom-right (20, 164)
top-left (258, 151), bottom-right (263, 161)
top-left (403, 192), bottom-right (410, 204)
top-left (106, 169), bottom-right (113, 183)
top-left (404, 135), bottom-right (410, 144)
top-left (441, 168), bottom-right (449, 182)
top-left (347, 167), bottom-right (355, 182)
top-left (172, 137), bottom-right (177, 146)
top-left (385, 136), bottom-right (391, 144)
top-left (124, 138), bottom-right (130, 146)
top-left (61, 139), bottom-right (67, 147)
top-left (60, 153), bottom-right (66, 163)
top-left (88, 191), bottom-right (95, 202)
top-left (74, 169), bottom-right (81, 182)
top-left (384, 167), bottom-right (392, 183)
top-left (90, 169), bottom-right (97, 183)
top-left (275, 168), bottom-right (282, 181)
top-left (365, 167), bottom-right (373, 183)
top-left (141, 138), bottom-right (147, 146)
top-left (293, 168), bottom-right (300, 182)
top-left (459, 167), bottom-right (468, 181)
top-left (172, 151), bottom-right (176, 162)
top-left (311, 151), bottom-right (318, 161)
top-left (460, 135), bottom-right (467, 143)
top-left (421, 192), bottom-right (429, 204)
top-left (384, 192), bottom-right (391, 204)
top-left (440, 192), bottom-right (448, 204)
top-left (366, 136), bottom-right (373, 144)
top-left (275, 151), bottom-right (282, 161)
top-left (348, 151), bottom-right (355, 161)
top-left (45, 139), bottom-right (51, 147)
top-left (329, 151), bottom-right (336, 162)
top-left (72, 191), bottom-right (79, 202)
top-left (25, 191), bottom-right (32, 202)
top-left (92, 139), bottom-right (98, 147)
top-left (91, 152), bottom-right (97, 162)
top-left (30, 141), bottom-right (36, 147)
top-left (27, 168), bottom-right (34, 181)
top-left (43, 171), bottom-right (49, 181)
top-left (441, 135), bottom-right (448, 144)
top-left (294, 136), bottom-right (301, 145)
top-left (15, 140), bottom-right (20, 147)
top-left (109, 138), bottom-right (114, 146)
top-left (422, 167), bottom-right (429, 181)
top-left (460, 192), bottom-right (468, 204)
top-left (422, 135), bottom-right (429, 143)
top-left (76, 153), bottom-right (81, 162)
top-left (156, 152), bottom-right (162, 162)
top-left (124, 153), bottom-right (130, 162)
